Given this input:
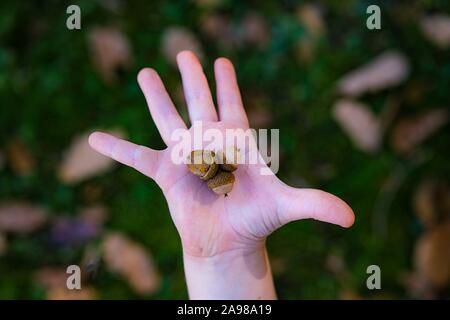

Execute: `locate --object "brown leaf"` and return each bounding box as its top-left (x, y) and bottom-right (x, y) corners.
top-left (7, 139), bottom-right (34, 176)
top-left (419, 14), bottom-right (450, 49)
top-left (102, 232), bottom-right (161, 295)
top-left (339, 288), bottom-right (361, 300)
top-left (47, 287), bottom-right (98, 300)
top-left (332, 99), bottom-right (381, 153)
top-left (80, 205), bottom-right (108, 227)
top-left (391, 109), bottom-right (448, 154)
top-left (336, 51), bottom-right (410, 97)
top-left (35, 268), bottom-right (68, 289)
top-left (241, 13), bottom-right (271, 49)
top-left (244, 92), bottom-right (273, 128)
top-left (0, 201), bottom-right (48, 234)
top-left (400, 271), bottom-right (435, 299)
top-left (0, 232), bottom-right (7, 256)
top-left (35, 267), bottom-right (98, 300)
top-left (413, 179), bottom-right (450, 228)
top-left (161, 27), bottom-right (204, 66)
top-left (59, 129), bottom-right (125, 184)
top-left (82, 183), bottom-right (104, 203)
top-left (296, 4), bottom-right (326, 38)
top-left (414, 222), bottom-right (450, 288)
top-left (201, 13), bottom-right (230, 39)
top-left (88, 27), bottom-right (133, 84)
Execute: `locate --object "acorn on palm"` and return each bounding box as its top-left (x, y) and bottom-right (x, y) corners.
top-left (186, 148), bottom-right (240, 195)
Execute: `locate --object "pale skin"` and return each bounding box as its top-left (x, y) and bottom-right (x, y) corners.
top-left (89, 50), bottom-right (355, 300)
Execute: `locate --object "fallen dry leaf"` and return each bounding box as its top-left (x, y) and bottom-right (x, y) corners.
top-left (391, 109), bottom-right (448, 153)
top-left (35, 267), bottom-right (98, 300)
top-left (161, 27), bottom-right (204, 66)
top-left (201, 14), bottom-right (243, 50)
top-left (102, 232), bottom-right (161, 295)
top-left (339, 288), bottom-right (362, 300)
top-left (35, 267), bottom-right (68, 289)
top-left (419, 14), bottom-right (450, 49)
top-left (295, 4), bottom-right (326, 62)
top-left (400, 271), bottom-right (435, 299)
top-left (414, 180), bottom-right (439, 228)
top-left (47, 287), bottom-right (98, 300)
top-left (49, 217), bottom-right (101, 247)
top-left (336, 51), bottom-right (410, 97)
top-left (88, 27), bottom-right (133, 84)
top-left (80, 205), bottom-right (108, 227)
top-left (296, 4), bottom-right (325, 37)
top-left (82, 183), bottom-right (104, 203)
top-left (414, 222), bottom-right (450, 288)
top-left (241, 13), bottom-right (271, 49)
top-left (413, 179), bottom-right (450, 228)
top-left (332, 99), bottom-right (381, 153)
top-left (7, 139), bottom-right (34, 176)
top-left (0, 201), bottom-right (48, 234)
top-left (48, 206), bottom-right (107, 247)
top-left (59, 129), bottom-right (125, 184)
top-left (244, 92), bottom-right (273, 128)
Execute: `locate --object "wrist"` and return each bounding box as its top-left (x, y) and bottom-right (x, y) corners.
top-left (182, 243), bottom-right (277, 300)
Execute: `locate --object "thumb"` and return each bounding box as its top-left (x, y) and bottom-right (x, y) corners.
top-left (276, 187), bottom-right (355, 228)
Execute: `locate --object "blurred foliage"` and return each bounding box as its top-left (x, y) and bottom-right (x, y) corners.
top-left (0, 0), bottom-right (449, 299)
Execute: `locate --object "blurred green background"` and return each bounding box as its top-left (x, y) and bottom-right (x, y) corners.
top-left (0, 0), bottom-right (449, 299)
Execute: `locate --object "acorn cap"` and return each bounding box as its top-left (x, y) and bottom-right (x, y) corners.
top-left (207, 171), bottom-right (235, 195)
top-left (216, 147), bottom-right (240, 172)
top-left (187, 150), bottom-right (218, 180)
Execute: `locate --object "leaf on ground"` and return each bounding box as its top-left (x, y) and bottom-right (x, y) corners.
top-left (391, 109), bottom-right (448, 154)
top-left (35, 268), bottom-right (68, 289)
top-left (241, 13), bottom-right (271, 49)
top-left (48, 217), bottom-right (100, 247)
top-left (47, 287), bottom-right (98, 300)
top-left (59, 129), bottom-right (125, 184)
top-left (201, 14), bottom-right (236, 50)
top-left (102, 232), bottom-right (161, 295)
top-left (295, 4), bottom-right (325, 63)
top-left (7, 139), bottom-right (34, 176)
top-left (400, 271), bottom-right (435, 299)
top-left (336, 51), bottom-right (410, 97)
top-left (414, 222), bottom-right (450, 288)
top-left (0, 201), bottom-right (48, 234)
top-left (419, 14), bottom-right (450, 49)
top-left (88, 27), bottom-right (133, 84)
top-left (80, 205), bottom-right (108, 227)
top-left (296, 4), bottom-right (325, 37)
top-left (48, 206), bottom-right (107, 247)
top-left (332, 99), bottom-right (381, 153)
top-left (161, 27), bottom-right (204, 66)
top-left (413, 179), bottom-right (450, 228)
top-left (35, 267), bottom-right (98, 300)
top-left (244, 92), bottom-right (273, 128)
top-left (339, 288), bottom-right (362, 300)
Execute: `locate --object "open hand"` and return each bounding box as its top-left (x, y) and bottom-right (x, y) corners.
top-left (89, 51), bottom-right (354, 259)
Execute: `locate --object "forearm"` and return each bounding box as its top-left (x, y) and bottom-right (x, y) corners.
top-left (183, 245), bottom-right (277, 300)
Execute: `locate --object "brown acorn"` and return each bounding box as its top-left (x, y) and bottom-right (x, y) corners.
top-left (186, 150), bottom-right (218, 180)
top-left (207, 171), bottom-right (235, 195)
top-left (216, 147), bottom-right (240, 172)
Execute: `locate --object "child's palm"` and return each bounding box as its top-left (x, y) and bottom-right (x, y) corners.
top-left (89, 51), bottom-right (354, 257)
